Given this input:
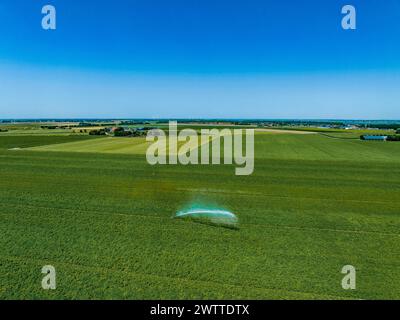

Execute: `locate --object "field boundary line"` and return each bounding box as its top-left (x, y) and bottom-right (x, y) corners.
top-left (318, 132), bottom-right (359, 140)
top-left (247, 222), bottom-right (400, 237)
top-left (174, 188), bottom-right (400, 206)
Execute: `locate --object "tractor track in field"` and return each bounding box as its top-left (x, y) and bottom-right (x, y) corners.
top-left (1, 202), bottom-right (399, 238)
top-left (318, 132), bottom-right (359, 140)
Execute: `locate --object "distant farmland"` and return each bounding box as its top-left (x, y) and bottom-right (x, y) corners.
top-left (0, 132), bottom-right (399, 299)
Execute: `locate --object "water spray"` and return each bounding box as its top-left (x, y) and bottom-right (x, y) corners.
top-left (174, 206), bottom-right (239, 229)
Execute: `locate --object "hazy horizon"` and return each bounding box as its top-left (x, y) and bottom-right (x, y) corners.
top-left (2, 118), bottom-right (400, 122)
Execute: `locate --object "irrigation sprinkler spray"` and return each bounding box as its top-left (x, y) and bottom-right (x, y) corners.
top-left (174, 206), bottom-right (239, 229)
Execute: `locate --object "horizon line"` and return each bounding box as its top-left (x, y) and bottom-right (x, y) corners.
top-left (1, 118), bottom-right (400, 122)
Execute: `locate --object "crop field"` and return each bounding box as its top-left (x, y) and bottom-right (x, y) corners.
top-left (0, 132), bottom-right (400, 299)
top-left (27, 136), bottom-right (204, 155)
top-left (26, 131), bottom-right (234, 155)
top-left (27, 136), bottom-right (152, 155)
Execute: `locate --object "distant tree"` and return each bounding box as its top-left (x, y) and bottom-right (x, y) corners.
top-left (387, 135), bottom-right (400, 141)
top-left (131, 130), bottom-right (147, 137)
top-left (89, 129), bottom-right (106, 136)
top-left (78, 122), bottom-right (97, 127)
top-left (114, 129), bottom-right (132, 137)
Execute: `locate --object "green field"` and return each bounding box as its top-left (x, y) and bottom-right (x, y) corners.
top-left (27, 136), bottom-right (152, 154)
top-left (26, 131), bottom-right (234, 155)
top-left (0, 132), bottom-right (399, 299)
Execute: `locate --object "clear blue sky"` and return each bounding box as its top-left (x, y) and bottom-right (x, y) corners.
top-left (0, 0), bottom-right (399, 119)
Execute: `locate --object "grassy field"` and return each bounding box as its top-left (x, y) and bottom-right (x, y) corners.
top-left (26, 131), bottom-right (233, 155)
top-left (0, 132), bottom-right (399, 299)
top-left (27, 136), bottom-right (152, 154)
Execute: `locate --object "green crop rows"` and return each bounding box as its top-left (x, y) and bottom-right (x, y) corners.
top-left (0, 133), bottom-right (399, 299)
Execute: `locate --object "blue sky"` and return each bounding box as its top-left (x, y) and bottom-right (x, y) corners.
top-left (0, 0), bottom-right (399, 119)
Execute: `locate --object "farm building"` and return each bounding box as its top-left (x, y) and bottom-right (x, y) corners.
top-left (361, 135), bottom-right (388, 141)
